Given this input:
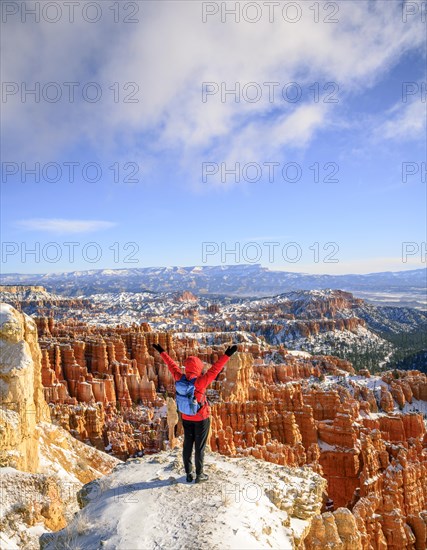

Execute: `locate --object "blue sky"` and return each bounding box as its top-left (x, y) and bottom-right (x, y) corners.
top-left (1, 1), bottom-right (426, 274)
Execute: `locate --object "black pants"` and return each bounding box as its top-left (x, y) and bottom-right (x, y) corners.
top-left (182, 417), bottom-right (211, 476)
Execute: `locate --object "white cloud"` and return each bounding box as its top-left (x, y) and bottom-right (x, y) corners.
top-left (2, 1), bottom-right (424, 174)
top-left (377, 100), bottom-right (426, 141)
top-left (15, 219), bottom-right (117, 234)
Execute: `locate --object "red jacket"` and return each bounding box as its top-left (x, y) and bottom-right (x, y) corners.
top-left (160, 352), bottom-right (229, 421)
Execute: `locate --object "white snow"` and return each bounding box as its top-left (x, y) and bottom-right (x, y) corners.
top-left (286, 350), bottom-right (312, 359)
top-left (347, 375), bottom-right (389, 391)
top-left (41, 449), bottom-right (324, 550)
top-left (0, 531), bottom-right (19, 550)
top-left (0, 302), bottom-right (17, 326)
top-left (317, 440), bottom-right (337, 451)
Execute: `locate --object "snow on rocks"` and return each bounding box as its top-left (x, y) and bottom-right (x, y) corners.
top-left (40, 448), bottom-right (326, 550)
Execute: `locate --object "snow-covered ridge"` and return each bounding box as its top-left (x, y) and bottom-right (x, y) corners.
top-left (40, 448), bottom-right (326, 550)
top-left (1, 266), bottom-right (425, 308)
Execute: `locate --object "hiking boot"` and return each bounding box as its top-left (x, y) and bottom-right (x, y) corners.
top-left (195, 473), bottom-right (209, 483)
top-left (186, 473), bottom-right (194, 483)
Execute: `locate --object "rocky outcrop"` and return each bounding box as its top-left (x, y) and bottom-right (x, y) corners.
top-left (220, 351), bottom-right (253, 402)
top-left (0, 304), bottom-right (119, 549)
top-left (305, 507), bottom-right (362, 549)
top-left (0, 285), bottom-right (47, 293)
top-left (0, 304), bottom-right (50, 472)
top-left (174, 290), bottom-right (197, 302)
top-left (0, 287), bottom-right (91, 320)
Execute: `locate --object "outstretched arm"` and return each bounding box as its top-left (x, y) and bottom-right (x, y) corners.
top-left (153, 344), bottom-right (183, 381)
top-left (198, 345), bottom-right (238, 387)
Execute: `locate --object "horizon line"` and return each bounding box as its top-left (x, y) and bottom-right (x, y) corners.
top-left (0, 264), bottom-right (426, 278)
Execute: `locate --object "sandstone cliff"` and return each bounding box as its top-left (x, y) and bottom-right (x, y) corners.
top-left (0, 304), bottom-right (119, 549)
top-left (0, 303), bottom-right (50, 472)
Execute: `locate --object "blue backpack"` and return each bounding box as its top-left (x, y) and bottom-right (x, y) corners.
top-left (175, 375), bottom-right (206, 415)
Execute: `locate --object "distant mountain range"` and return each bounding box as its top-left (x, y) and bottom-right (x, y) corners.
top-left (1, 265), bottom-right (426, 308)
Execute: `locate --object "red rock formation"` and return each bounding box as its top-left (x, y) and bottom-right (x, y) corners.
top-left (380, 386), bottom-right (395, 413)
top-left (29, 314), bottom-right (427, 548)
top-left (305, 389), bottom-right (342, 421)
top-left (210, 355), bottom-right (427, 547)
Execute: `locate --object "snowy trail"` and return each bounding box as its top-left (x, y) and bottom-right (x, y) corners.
top-left (41, 449), bottom-right (325, 550)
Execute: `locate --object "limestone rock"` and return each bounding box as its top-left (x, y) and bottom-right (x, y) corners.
top-left (0, 304), bottom-right (119, 549)
top-left (0, 304), bottom-right (50, 471)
